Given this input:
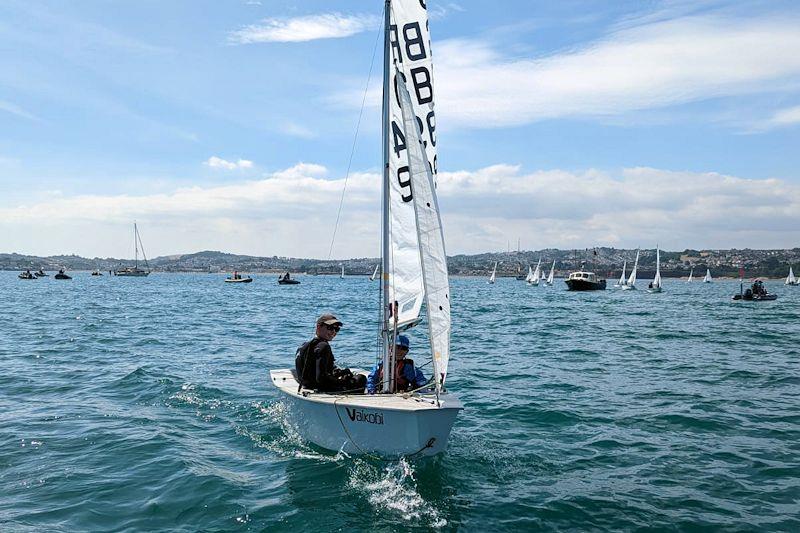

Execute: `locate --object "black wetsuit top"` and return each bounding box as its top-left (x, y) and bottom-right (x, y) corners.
top-left (295, 338), bottom-right (345, 391)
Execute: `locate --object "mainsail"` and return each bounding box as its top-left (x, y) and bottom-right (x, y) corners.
top-left (703, 269), bottom-right (712, 283)
top-left (618, 261), bottom-right (627, 286)
top-left (653, 247), bottom-right (662, 288)
top-left (397, 74), bottom-right (451, 386)
top-left (627, 250), bottom-right (640, 286)
top-left (546, 260), bottom-right (555, 284)
top-left (786, 267), bottom-right (796, 285)
top-left (385, 0), bottom-right (437, 327)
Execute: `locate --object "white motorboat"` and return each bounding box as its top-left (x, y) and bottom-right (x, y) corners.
top-left (270, 0), bottom-right (461, 457)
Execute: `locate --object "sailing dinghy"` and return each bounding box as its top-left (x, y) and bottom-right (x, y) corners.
top-left (614, 261), bottom-right (627, 288)
top-left (528, 258), bottom-right (541, 286)
top-left (271, 0), bottom-right (462, 457)
top-left (621, 250), bottom-right (639, 290)
top-left (488, 261), bottom-right (497, 284)
top-left (703, 269), bottom-right (712, 283)
top-left (369, 264), bottom-right (379, 281)
top-left (785, 267), bottom-right (798, 286)
top-left (687, 268), bottom-right (694, 282)
top-left (545, 260), bottom-right (555, 286)
top-left (647, 246), bottom-right (663, 293)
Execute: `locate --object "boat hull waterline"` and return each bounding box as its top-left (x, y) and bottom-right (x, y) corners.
top-left (225, 277), bottom-right (253, 283)
top-left (565, 279), bottom-right (606, 291)
top-left (270, 369), bottom-right (462, 457)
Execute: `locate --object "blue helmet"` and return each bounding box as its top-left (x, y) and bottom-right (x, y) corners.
top-left (395, 335), bottom-right (410, 349)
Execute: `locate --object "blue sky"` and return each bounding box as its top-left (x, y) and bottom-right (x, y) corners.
top-left (1, 0), bottom-right (799, 259)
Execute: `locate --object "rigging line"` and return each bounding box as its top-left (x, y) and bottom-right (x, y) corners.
top-left (327, 5), bottom-right (384, 261)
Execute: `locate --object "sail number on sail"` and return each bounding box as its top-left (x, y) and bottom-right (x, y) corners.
top-left (389, 14), bottom-right (437, 203)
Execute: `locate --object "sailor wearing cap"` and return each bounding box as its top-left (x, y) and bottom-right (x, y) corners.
top-left (366, 334), bottom-right (427, 394)
top-left (294, 313), bottom-right (367, 393)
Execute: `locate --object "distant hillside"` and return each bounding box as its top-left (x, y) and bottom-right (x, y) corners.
top-left (2, 247), bottom-right (799, 278)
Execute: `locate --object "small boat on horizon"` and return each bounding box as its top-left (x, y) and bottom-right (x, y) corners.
top-left (114, 223), bottom-right (150, 277)
top-left (34, 268), bottom-right (48, 277)
top-left (647, 246), bottom-right (663, 293)
top-left (703, 269), bottom-right (713, 283)
top-left (488, 261), bottom-right (497, 284)
top-left (278, 272), bottom-right (300, 285)
top-left (19, 270), bottom-right (36, 280)
top-left (225, 271), bottom-right (252, 283)
top-left (786, 267), bottom-right (798, 286)
top-left (54, 269), bottom-right (72, 280)
top-left (621, 249), bottom-right (639, 290)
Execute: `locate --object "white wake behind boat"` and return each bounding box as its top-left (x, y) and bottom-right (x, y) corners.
top-left (647, 246), bottom-right (663, 293)
top-left (621, 249), bottom-right (639, 290)
top-left (270, 0), bottom-right (461, 457)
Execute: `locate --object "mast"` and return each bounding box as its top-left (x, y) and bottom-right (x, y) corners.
top-left (380, 0), bottom-right (394, 393)
top-left (134, 222), bottom-right (139, 268)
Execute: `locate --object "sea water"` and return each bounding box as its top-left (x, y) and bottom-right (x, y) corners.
top-left (1, 272), bottom-right (798, 531)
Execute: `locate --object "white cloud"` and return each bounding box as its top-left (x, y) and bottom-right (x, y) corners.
top-left (229, 13), bottom-right (380, 44)
top-left (766, 105), bottom-right (800, 127)
top-left (2, 162), bottom-right (798, 257)
top-left (281, 122), bottom-right (317, 139)
top-left (0, 100), bottom-right (40, 121)
top-left (204, 156), bottom-right (254, 170)
top-left (341, 13), bottom-right (800, 129)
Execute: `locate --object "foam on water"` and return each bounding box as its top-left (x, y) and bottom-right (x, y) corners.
top-left (1, 272), bottom-right (799, 531)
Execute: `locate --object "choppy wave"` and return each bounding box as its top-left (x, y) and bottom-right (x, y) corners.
top-left (1, 273), bottom-right (799, 531)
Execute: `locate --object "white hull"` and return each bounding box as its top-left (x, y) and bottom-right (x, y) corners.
top-left (620, 284), bottom-right (636, 290)
top-left (270, 369), bottom-right (462, 457)
top-left (647, 287), bottom-right (662, 293)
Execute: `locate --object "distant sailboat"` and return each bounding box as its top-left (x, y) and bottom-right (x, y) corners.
top-left (687, 267), bottom-right (694, 282)
top-left (545, 260), bottom-right (555, 286)
top-left (340, 264), bottom-right (345, 279)
top-left (621, 250), bottom-right (639, 290)
top-left (524, 265), bottom-right (534, 283)
top-left (528, 258), bottom-right (541, 286)
top-left (614, 261), bottom-right (627, 288)
top-left (647, 246), bottom-right (663, 293)
top-left (703, 269), bottom-right (712, 283)
top-left (114, 222), bottom-right (150, 277)
top-left (488, 261), bottom-right (498, 284)
top-left (785, 267), bottom-right (798, 286)
top-left (369, 264), bottom-right (379, 281)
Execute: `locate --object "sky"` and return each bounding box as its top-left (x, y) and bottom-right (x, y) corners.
top-left (1, 0), bottom-right (799, 259)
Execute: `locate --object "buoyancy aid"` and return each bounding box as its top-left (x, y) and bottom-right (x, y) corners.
top-left (377, 358), bottom-right (415, 392)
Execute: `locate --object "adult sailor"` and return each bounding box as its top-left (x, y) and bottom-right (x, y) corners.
top-left (294, 314), bottom-right (366, 393)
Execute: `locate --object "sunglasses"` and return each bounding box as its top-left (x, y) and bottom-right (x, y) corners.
top-left (324, 324), bottom-right (341, 332)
